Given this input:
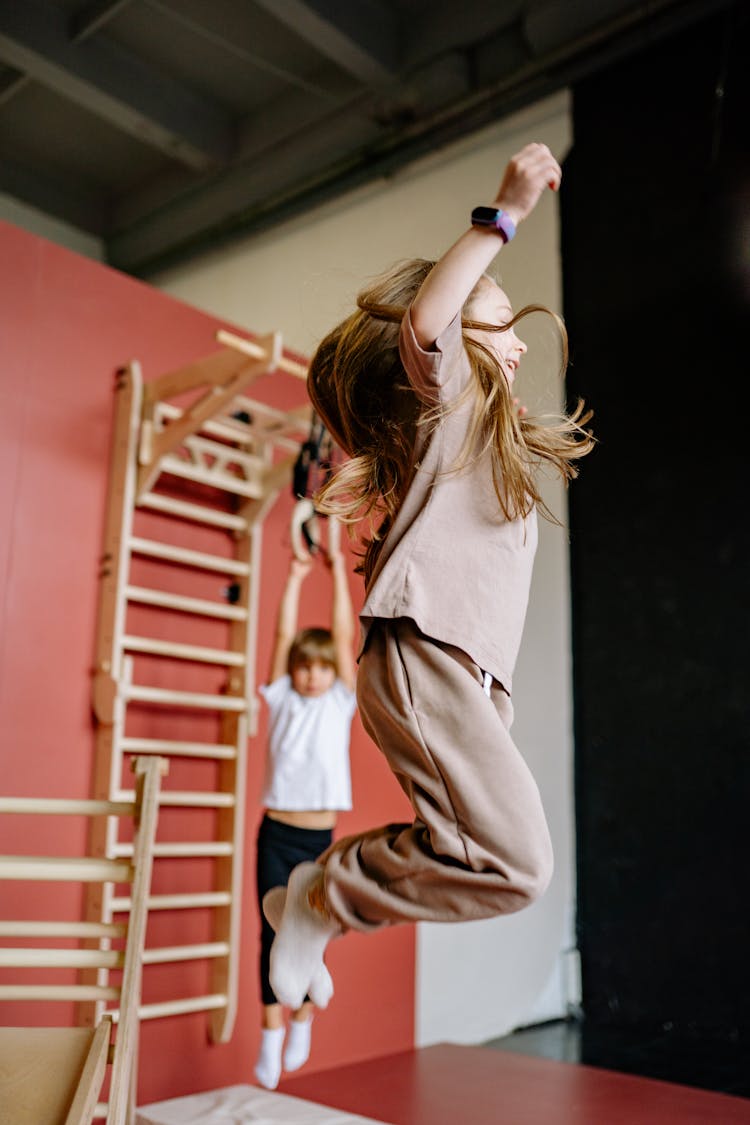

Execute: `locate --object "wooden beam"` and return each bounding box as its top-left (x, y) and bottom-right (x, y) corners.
top-left (0, 153), bottom-right (108, 234)
top-left (69, 0), bottom-right (134, 43)
top-left (136, 334), bottom-right (281, 497)
top-left (254, 0), bottom-right (400, 83)
top-left (0, 0), bottom-right (233, 169)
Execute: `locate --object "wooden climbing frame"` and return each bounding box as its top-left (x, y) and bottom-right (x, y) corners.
top-left (86, 327), bottom-right (310, 1044)
top-left (0, 755), bottom-right (167, 1124)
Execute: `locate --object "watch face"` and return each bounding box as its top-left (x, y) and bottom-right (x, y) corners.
top-left (471, 206), bottom-right (500, 226)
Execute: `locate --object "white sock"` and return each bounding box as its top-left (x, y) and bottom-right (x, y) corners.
top-left (254, 1026), bottom-right (285, 1090)
top-left (264, 886), bottom-right (335, 1009)
top-left (284, 1016), bottom-right (312, 1072)
top-left (264, 862), bottom-right (340, 1011)
top-left (263, 884), bottom-right (287, 931)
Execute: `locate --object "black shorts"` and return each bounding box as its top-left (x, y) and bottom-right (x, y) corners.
top-left (256, 814), bottom-right (334, 1005)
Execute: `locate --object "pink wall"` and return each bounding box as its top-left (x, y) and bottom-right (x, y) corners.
top-left (0, 222), bottom-right (415, 1104)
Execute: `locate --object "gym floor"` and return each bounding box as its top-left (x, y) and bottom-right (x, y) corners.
top-left (282, 1039), bottom-right (750, 1125)
top-left (485, 1018), bottom-right (750, 1099)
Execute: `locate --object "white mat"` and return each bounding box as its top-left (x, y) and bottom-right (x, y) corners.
top-left (136, 1084), bottom-right (387, 1125)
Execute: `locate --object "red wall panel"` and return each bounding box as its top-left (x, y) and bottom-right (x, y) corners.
top-left (0, 222), bottom-right (414, 1104)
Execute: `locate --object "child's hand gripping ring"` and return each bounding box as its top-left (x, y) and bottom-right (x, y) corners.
top-left (291, 498), bottom-right (318, 560)
top-left (290, 499), bottom-right (340, 561)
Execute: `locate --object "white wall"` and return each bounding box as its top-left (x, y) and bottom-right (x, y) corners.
top-left (155, 90), bottom-right (579, 1044)
top-left (0, 193), bottom-right (104, 261)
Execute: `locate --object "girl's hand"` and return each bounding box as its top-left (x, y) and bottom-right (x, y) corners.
top-left (513, 396), bottom-right (528, 419)
top-left (324, 545), bottom-right (345, 570)
top-left (493, 143), bottom-right (562, 227)
top-left (289, 555), bottom-right (314, 581)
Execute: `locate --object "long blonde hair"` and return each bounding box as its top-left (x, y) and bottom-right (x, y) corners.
top-left (308, 258), bottom-right (594, 581)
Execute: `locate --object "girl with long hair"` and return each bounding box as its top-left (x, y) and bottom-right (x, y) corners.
top-left (263, 142), bottom-right (594, 1012)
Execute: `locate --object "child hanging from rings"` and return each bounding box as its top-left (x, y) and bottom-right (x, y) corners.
top-left (254, 546), bottom-right (357, 1089)
top-left (263, 142), bottom-right (595, 1014)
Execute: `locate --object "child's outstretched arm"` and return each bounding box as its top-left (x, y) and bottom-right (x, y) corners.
top-left (267, 555), bottom-right (313, 684)
top-left (327, 547), bottom-right (356, 691)
top-left (410, 142), bottom-right (562, 349)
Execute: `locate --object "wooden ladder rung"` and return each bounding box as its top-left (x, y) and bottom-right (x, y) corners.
top-left (0, 856), bottom-right (133, 882)
top-left (214, 404), bottom-right (306, 454)
top-left (142, 941), bottom-right (230, 965)
top-left (134, 993), bottom-right (228, 1022)
top-left (129, 536), bottom-right (250, 576)
top-left (116, 789), bottom-right (235, 809)
top-left (0, 947), bottom-right (124, 970)
top-left (158, 399), bottom-right (300, 453)
top-left (112, 841), bottom-right (233, 859)
top-left (229, 396), bottom-right (311, 449)
top-left (137, 492), bottom-right (247, 531)
top-left (119, 737), bottom-right (237, 760)
top-left (158, 401), bottom-right (257, 446)
top-left (110, 891), bottom-right (231, 913)
top-left (122, 635), bottom-right (245, 667)
top-left (0, 920), bottom-right (126, 939)
top-left (218, 329), bottom-right (307, 379)
top-left (0, 984), bottom-right (120, 1002)
top-left (125, 585), bottom-right (248, 621)
top-left (0, 797), bottom-right (134, 816)
top-left (160, 456), bottom-right (263, 500)
top-left (229, 394), bottom-right (301, 423)
top-left (124, 685), bottom-right (247, 711)
top-left (181, 432), bottom-right (265, 474)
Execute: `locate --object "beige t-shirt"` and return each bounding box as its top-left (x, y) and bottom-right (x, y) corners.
top-left (359, 308), bottom-right (538, 694)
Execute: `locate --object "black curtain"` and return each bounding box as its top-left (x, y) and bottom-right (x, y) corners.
top-left (561, 2), bottom-right (750, 1095)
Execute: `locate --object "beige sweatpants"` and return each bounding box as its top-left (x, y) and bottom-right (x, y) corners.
top-left (321, 618), bottom-right (554, 931)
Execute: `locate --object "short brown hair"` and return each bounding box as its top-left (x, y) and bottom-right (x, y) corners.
top-left (287, 628), bottom-right (337, 675)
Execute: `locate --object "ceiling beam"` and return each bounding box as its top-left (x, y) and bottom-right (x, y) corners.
top-left (108, 0), bottom-right (732, 277)
top-left (110, 56), bottom-right (366, 233)
top-left (107, 51), bottom-right (473, 262)
top-left (0, 66), bottom-right (29, 107)
top-left (0, 0), bottom-right (234, 170)
top-left (106, 106), bottom-right (381, 272)
top-left (255, 0), bottom-right (400, 84)
top-left (69, 0), bottom-right (135, 43)
top-left (0, 154), bottom-right (108, 234)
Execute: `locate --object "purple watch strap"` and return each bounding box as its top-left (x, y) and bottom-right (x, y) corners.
top-left (471, 206), bottom-right (517, 243)
top-left (492, 210), bottom-right (516, 243)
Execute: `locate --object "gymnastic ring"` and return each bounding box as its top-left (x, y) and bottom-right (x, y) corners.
top-left (291, 498), bottom-right (319, 560)
top-left (290, 500), bottom-right (340, 561)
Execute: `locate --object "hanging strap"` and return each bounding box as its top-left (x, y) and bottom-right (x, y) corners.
top-left (292, 412), bottom-right (332, 501)
top-left (290, 415), bottom-right (340, 557)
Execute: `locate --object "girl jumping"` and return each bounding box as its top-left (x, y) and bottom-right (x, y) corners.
top-left (263, 142), bottom-right (595, 1012)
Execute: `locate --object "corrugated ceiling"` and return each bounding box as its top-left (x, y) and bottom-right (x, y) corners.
top-left (0, 0), bottom-right (729, 275)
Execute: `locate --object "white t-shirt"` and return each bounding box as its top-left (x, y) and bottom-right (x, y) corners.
top-left (259, 675), bottom-right (356, 811)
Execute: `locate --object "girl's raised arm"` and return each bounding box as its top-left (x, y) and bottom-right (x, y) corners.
top-left (327, 548), bottom-right (357, 691)
top-left (410, 142), bottom-right (562, 350)
top-left (267, 555), bottom-right (313, 684)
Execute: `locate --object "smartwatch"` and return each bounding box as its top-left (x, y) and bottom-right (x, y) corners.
top-left (471, 206), bottom-right (516, 244)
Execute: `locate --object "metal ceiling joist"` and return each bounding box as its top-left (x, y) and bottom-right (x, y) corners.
top-left (0, 0), bottom-right (234, 170)
top-left (107, 103), bottom-right (378, 272)
top-left (0, 152), bottom-right (108, 233)
top-left (109, 73), bottom-right (370, 237)
top-left (255, 0), bottom-right (399, 85)
top-left (0, 66), bottom-right (28, 107)
top-left (107, 0), bottom-right (733, 278)
top-left (70, 0), bottom-right (135, 44)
